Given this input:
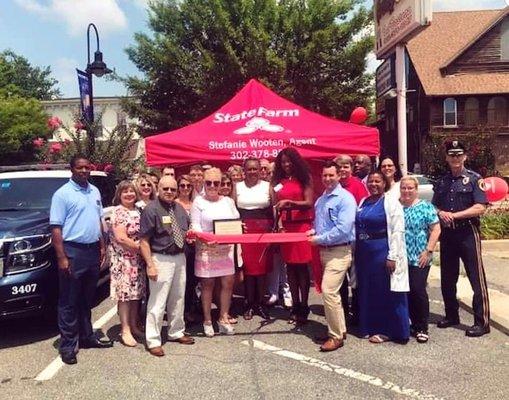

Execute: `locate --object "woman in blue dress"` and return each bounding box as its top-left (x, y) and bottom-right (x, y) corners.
top-left (400, 176), bottom-right (440, 343)
top-left (355, 171), bottom-right (410, 343)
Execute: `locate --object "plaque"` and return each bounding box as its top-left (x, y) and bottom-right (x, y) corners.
top-left (213, 219), bottom-right (243, 235)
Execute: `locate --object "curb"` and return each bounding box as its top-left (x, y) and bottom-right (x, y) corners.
top-left (429, 265), bottom-right (509, 336)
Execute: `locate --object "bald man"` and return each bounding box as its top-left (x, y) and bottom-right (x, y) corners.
top-left (140, 176), bottom-right (194, 357)
top-left (353, 155), bottom-right (372, 186)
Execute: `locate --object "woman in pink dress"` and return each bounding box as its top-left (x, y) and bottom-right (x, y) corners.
top-left (190, 168), bottom-right (240, 337)
top-left (272, 147), bottom-right (314, 324)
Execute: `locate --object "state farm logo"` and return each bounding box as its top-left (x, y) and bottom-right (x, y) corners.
top-left (213, 107), bottom-right (299, 123)
top-left (233, 117), bottom-right (284, 135)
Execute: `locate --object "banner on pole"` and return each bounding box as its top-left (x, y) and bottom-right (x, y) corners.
top-left (76, 69), bottom-right (93, 123)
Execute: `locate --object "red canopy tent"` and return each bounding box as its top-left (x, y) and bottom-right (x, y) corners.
top-left (145, 79), bottom-right (379, 166)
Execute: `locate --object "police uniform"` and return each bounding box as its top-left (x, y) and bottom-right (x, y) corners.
top-left (432, 141), bottom-right (490, 335)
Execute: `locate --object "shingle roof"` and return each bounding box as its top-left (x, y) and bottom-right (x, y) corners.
top-left (406, 8), bottom-right (509, 96)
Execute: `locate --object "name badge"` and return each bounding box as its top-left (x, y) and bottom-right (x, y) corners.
top-left (162, 215), bottom-right (173, 225)
top-left (273, 183), bottom-right (283, 192)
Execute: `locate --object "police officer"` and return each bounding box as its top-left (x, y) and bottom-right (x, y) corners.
top-left (432, 141), bottom-right (490, 337)
top-left (50, 155), bottom-right (113, 365)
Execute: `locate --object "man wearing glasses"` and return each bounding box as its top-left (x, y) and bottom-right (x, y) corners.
top-left (432, 140), bottom-right (490, 337)
top-left (259, 159), bottom-right (270, 181)
top-left (140, 176), bottom-right (195, 357)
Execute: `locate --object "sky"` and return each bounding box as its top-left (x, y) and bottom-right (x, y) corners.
top-left (0, 0), bottom-right (507, 98)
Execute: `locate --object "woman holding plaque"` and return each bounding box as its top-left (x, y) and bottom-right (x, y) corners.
top-left (233, 157), bottom-right (273, 320)
top-left (190, 168), bottom-right (240, 337)
top-left (272, 147), bottom-right (314, 324)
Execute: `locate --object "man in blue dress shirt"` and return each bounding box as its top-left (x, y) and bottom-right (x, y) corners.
top-left (308, 161), bottom-right (357, 352)
top-left (50, 155), bottom-right (113, 365)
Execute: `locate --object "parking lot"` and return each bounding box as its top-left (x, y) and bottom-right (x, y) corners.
top-left (0, 279), bottom-right (508, 400)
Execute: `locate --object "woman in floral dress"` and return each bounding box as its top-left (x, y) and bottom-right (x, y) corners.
top-left (109, 180), bottom-right (146, 346)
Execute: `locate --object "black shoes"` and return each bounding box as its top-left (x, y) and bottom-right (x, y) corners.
top-left (244, 305), bottom-right (270, 320)
top-left (80, 337), bottom-right (114, 349)
top-left (465, 325), bottom-right (490, 337)
top-left (437, 318), bottom-right (460, 328)
top-left (255, 305), bottom-right (270, 320)
top-left (61, 353), bottom-right (77, 365)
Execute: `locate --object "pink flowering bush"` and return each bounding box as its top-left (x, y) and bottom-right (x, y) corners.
top-left (34, 114), bottom-right (140, 180)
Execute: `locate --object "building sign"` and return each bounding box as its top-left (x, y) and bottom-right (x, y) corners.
top-left (374, 0), bottom-right (432, 58)
top-left (376, 55), bottom-right (396, 97)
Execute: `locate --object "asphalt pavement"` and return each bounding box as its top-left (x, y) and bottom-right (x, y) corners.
top-left (0, 281), bottom-right (508, 400)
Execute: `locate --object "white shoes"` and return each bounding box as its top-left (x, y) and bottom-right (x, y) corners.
top-left (282, 285), bottom-right (293, 308)
top-left (218, 322), bottom-right (235, 335)
top-left (203, 322), bottom-right (215, 337)
top-left (266, 294), bottom-right (278, 306)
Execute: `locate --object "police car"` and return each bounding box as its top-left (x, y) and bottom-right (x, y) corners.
top-left (0, 165), bottom-right (115, 320)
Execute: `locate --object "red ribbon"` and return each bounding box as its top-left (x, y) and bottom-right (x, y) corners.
top-left (187, 231), bottom-right (309, 244)
top-left (187, 230), bottom-right (323, 293)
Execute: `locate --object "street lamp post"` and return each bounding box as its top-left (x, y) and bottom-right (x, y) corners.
top-left (84, 23), bottom-right (112, 155)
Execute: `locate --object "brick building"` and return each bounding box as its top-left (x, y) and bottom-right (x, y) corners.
top-left (376, 7), bottom-right (509, 175)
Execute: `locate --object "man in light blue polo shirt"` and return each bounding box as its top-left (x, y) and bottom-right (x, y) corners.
top-left (308, 160), bottom-right (356, 352)
top-left (50, 155), bottom-right (112, 365)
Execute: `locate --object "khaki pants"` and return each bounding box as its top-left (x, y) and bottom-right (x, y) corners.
top-left (320, 246), bottom-right (352, 340)
top-left (146, 252), bottom-right (186, 348)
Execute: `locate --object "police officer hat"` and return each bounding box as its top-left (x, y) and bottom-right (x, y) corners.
top-left (445, 140), bottom-right (466, 155)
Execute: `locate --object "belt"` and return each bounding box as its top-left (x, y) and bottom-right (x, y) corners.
top-left (357, 231), bottom-right (387, 241)
top-left (154, 248), bottom-right (184, 256)
top-left (319, 242), bottom-right (350, 249)
top-left (443, 218), bottom-right (479, 230)
top-left (64, 241), bottom-right (99, 249)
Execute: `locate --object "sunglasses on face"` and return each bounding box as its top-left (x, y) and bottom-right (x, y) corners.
top-left (447, 153), bottom-right (464, 158)
top-left (140, 183), bottom-right (152, 188)
top-left (221, 181), bottom-right (232, 187)
top-left (161, 187), bottom-right (177, 193)
top-left (205, 180), bottom-right (221, 188)
top-left (179, 183), bottom-right (192, 189)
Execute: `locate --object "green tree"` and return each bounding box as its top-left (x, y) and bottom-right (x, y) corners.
top-left (124, 0), bottom-right (373, 135)
top-left (0, 50), bottom-right (61, 100)
top-left (0, 95), bottom-right (48, 164)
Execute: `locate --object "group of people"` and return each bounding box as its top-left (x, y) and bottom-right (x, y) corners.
top-left (49, 140), bottom-right (490, 364)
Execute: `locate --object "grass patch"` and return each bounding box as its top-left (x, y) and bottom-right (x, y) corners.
top-left (481, 209), bottom-right (509, 240)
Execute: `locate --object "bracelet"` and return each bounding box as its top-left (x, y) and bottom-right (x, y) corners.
top-left (426, 249), bottom-right (433, 254)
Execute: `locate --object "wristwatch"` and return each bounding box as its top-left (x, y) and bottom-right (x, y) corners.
top-left (426, 249), bottom-right (433, 254)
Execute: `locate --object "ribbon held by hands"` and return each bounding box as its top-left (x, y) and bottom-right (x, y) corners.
top-left (186, 231), bottom-right (309, 244)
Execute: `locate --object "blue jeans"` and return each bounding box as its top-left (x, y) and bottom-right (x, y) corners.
top-left (58, 242), bottom-right (100, 356)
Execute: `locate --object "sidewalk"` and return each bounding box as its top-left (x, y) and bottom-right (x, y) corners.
top-left (431, 239), bottom-right (509, 335)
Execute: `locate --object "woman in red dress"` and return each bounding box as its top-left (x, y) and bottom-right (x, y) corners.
top-left (271, 148), bottom-right (314, 323)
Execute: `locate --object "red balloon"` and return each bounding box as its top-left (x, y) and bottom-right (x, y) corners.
top-left (482, 177), bottom-right (508, 202)
top-left (350, 107), bottom-right (368, 124)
